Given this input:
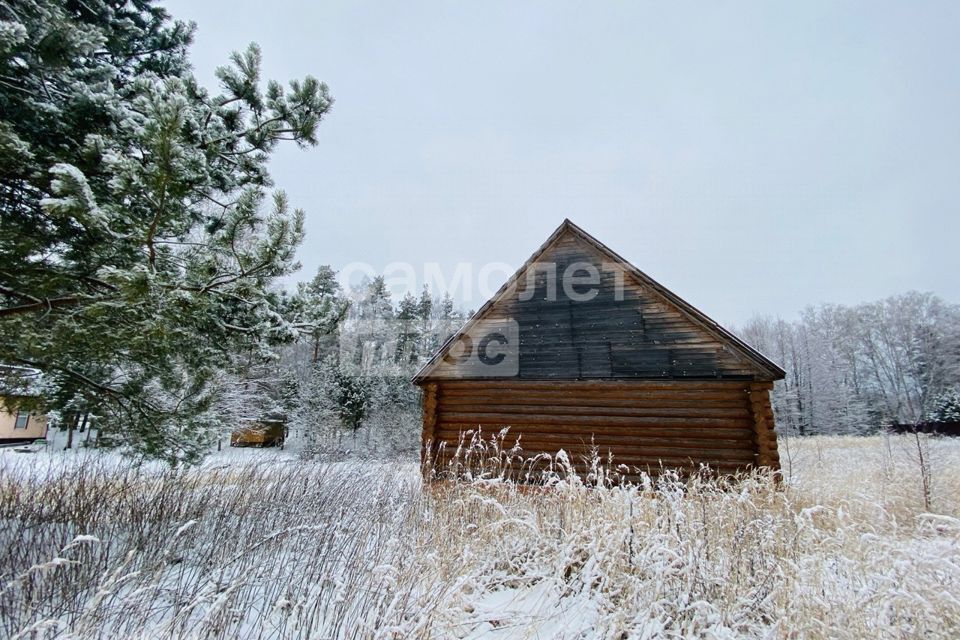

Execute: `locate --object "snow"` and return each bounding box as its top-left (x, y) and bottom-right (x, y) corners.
top-left (459, 579), bottom-right (604, 639)
top-left (0, 20), bottom-right (28, 47)
top-left (39, 163), bottom-right (108, 229)
top-left (1, 435), bottom-right (959, 638)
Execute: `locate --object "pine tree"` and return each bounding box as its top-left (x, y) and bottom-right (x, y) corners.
top-left (394, 292), bottom-right (420, 366)
top-left (0, 1), bottom-right (332, 463)
top-left (351, 276), bottom-right (394, 371)
top-left (926, 387), bottom-right (960, 423)
top-left (416, 285), bottom-right (434, 356)
top-left (322, 357), bottom-right (369, 433)
top-left (293, 266), bottom-right (349, 364)
top-left (362, 276), bottom-right (394, 320)
top-left (417, 285), bottom-right (433, 323)
top-left (435, 292), bottom-right (464, 346)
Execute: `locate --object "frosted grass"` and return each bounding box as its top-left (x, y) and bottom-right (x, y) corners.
top-left (1, 434), bottom-right (958, 639)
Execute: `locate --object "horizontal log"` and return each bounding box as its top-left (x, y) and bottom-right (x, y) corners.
top-left (513, 369), bottom-right (744, 379)
top-left (438, 390), bottom-right (751, 405)
top-left (433, 428), bottom-right (752, 449)
top-left (437, 394), bottom-right (750, 410)
top-left (435, 404), bottom-right (751, 419)
top-left (480, 332), bottom-right (726, 346)
top-left (506, 302), bottom-right (695, 319)
top-left (437, 412), bottom-right (754, 429)
top-left (516, 355), bottom-right (723, 368)
top-left (510, 316), bottom-right (723, 333)
top-left (466, 431), bottom-right (753, 453)
top-left (431, 453), bottom-right (753, 472)
top-left (431, 449), bottom-right (755, 466)
top-left (438, 380), bottom-right (751, 392)
top-left (515, 357), bottom-right (721, 368)
top-left (435, 422), bottom-right (755, 440)
top-left (433, 442), bottom-right (755, 463)
top-left (517, 331), bottom-right (718, 344)
top-left (434, 429), bottom-right (754, 453)
top-left (515, 364), bottom-right (728, 376)
top-left (439, 385), bottom-right (749, 395)
top-left (522, 448), bottom-right (756, 463)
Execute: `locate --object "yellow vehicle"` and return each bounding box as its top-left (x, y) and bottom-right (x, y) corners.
top-left (230, 418), bottom-right (287, 448)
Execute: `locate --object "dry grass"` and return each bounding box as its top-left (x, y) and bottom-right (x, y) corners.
top-left (1, 434), bottom-right (959, 639)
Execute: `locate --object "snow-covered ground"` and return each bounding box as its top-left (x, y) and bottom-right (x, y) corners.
top-left (1, 434), bottom-right (959, 639)
top-left (1, 425), bottom-right (309, 474)
top-left (3, 422), bottom-right (408, 470)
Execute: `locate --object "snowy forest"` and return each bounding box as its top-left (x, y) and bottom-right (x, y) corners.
top-left (738, 291), bottom-right (960, 437)
top-left (274, 270), bottom-right (468, 457)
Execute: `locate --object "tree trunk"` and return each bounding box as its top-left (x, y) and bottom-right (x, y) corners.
top-left (65, 412), bottom-right (79, 450)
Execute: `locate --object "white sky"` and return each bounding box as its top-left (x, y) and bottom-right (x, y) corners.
top-left (163, 0), bottom-right (960, 325)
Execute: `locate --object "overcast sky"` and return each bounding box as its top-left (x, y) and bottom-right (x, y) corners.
top-left (164, 0), bottom-right (959, 326)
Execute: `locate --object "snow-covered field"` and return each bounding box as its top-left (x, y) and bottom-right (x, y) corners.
top-left (1, 434), bottom-right (959, 639)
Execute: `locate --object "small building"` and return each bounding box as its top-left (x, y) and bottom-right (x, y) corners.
top-left (0, 366), bottom-right (48, 445)
top-left (230, 416), bottom-right (288, 448)
top-left (0, 403), bottom-right (48, 445)
top-left (413, 220), bottom-right (785, 481)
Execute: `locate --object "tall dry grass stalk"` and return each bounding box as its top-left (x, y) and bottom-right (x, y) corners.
top-left (1, 434), bottom-right (958, 639)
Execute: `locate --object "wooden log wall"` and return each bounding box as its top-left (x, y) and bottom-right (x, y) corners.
top-left (421, 379), bottom-right (780, 482)
top-left (747, 382), bottom-right (781, 476)
top-left (421, 382), bottom-right (438, 471)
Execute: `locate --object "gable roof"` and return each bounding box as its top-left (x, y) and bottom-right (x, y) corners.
top-left (413, 219), bottom-right (786, 383)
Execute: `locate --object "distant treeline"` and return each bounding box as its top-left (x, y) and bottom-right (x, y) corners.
top-left (738, 292), bottom-right (960, 436)
top-left (278, 270), bottom-right (467, 456)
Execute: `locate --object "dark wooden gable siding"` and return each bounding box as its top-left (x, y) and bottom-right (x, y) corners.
top-left (429, 229), bottom-right (765, 380)
top-left (512, 231), bottom-right (759, 379)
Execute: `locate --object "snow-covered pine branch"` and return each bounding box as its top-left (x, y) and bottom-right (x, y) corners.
top-left (0, 0), bottom-right (331, 463)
